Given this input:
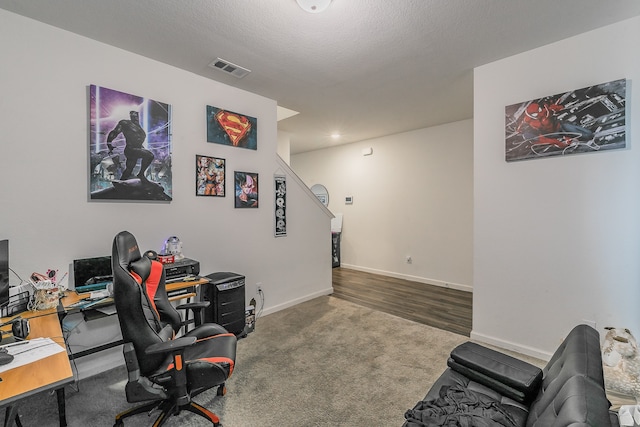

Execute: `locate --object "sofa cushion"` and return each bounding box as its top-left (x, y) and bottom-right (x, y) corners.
top-left (542, 324), bottom-right (605, 387)
top-left (448, 341), bottom-right (543, 404)
top-left (421, 368), bottom-right (529, 427)
top-left (524, 325), bottom-right (612, 426)
top-left (525, 375), bottom-right (613, 427)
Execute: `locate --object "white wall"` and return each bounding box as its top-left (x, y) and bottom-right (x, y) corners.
top-left (277, 131), bottom-right (291, 165)
top-left (0, 11), bottom-right (332, 322)
top-left (473, 16), bottom-right (640, 359)
top-left (292, 120), bottom-right (474, 290)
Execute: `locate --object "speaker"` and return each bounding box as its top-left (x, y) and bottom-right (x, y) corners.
top-left (12, 318), bottom-right (29, 339)
top-left (0, 316), bottom-right (30, 343)
top-left (202, 272), bottom-right (245, 335)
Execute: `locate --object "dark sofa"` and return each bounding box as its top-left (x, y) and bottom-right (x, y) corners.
top-left (403, 324), bottom-right (619, 427)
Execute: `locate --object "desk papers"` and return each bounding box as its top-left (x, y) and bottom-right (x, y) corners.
top-left (0, 337), bottom-right (66, 373)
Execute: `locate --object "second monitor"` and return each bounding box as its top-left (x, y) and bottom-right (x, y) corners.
top-left (73, 256), bottom-right (112, 294)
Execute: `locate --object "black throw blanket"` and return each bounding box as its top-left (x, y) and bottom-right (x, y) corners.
top-left (403, 385), bottom-right (517, 427)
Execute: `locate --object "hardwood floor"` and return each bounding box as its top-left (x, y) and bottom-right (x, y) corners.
top-left (331, 267), bottom-right (472, 336)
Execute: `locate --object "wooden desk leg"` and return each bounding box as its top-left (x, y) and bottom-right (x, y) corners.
top-left (3, 406), bottom-right (22, 427)
top-left (56, 388), bottom-right (67, 427)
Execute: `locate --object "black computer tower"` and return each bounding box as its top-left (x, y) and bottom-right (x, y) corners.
top-left (202, 272), bottom-right (245, 335)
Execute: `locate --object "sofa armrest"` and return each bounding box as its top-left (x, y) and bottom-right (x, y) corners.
top-left (448, 342), bottom-right (542, 404)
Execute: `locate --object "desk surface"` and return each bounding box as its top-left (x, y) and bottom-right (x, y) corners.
top-left (0, 312), bottom-right (73, 405)
top-left (0, 277), bottom-right (208, 412)
top-left (166, 277), bottom-right (209, 292)
top-left (7, 277), bottom-right (209, 315)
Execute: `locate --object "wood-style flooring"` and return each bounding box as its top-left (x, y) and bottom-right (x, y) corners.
top-left (331, 267), bottom-right (472, 336)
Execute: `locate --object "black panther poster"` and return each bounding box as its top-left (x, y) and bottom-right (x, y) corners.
top-left (89, 85), bottom-right (173, 201)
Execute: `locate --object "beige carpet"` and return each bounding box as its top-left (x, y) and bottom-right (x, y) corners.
top-left (15, 296), bottom-right (470, 426)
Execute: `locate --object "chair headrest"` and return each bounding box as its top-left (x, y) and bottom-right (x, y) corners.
top-left (129, 257), bottom-right (152, 280)
top-left (113, 231), bottom-right (142, 270)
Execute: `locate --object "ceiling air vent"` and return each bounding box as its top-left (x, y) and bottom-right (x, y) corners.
top-left (208, 57), bottom-right (251, 79)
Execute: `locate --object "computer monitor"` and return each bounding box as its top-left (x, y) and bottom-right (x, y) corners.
top-left (72, 256), bottom-right (113, 293)
top-left (0, 240), bottom-right (9, 309)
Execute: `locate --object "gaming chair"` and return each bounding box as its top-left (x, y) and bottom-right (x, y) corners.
top-left (111, 231), bottom-right (237, 427)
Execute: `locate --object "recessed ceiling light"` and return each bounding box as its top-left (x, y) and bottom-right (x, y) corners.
top-left (331, 133), bottom-right (341, 139)
top-left (296, 0), bottom-right (332, 13)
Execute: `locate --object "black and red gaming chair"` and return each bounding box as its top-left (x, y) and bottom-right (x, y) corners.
top-left (111, 231), bottom-right (237, 427)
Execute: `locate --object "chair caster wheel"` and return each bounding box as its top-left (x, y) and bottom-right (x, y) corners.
top-left (217, 385), bottom-right (227, 396)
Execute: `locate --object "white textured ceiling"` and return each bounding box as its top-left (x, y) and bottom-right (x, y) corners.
top-left (2, 0), bottom-right (640, 154)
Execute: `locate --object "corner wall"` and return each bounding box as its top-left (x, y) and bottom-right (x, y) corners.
top-left (292, 120), bottom-right (473, 291)
top-left (473, 16), bottom-right (640, 358)
top-left (0, 11), bottom-right (332, 321)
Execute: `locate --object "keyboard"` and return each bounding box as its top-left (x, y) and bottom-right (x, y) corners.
top-left (89, 289), bottom-right (110, 299)
top-left (75, 282), bottom-right (111, 294)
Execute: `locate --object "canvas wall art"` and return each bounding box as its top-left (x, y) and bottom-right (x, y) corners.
top-left (89, 85), bottom-right (173, 200)
top-left (196, 155), bottom-right (225, 197)
top-left (274, 175), bottom-right (287, 237)
top-left (505, 79), bottom-right (626, 162)
top-left (234, 171), bottom-right (259, 208)
top-left (206, 105), bottom-right (257, 150)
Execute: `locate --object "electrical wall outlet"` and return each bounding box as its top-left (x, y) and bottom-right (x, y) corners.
top-left (256, 282), bottom-right (262, 294)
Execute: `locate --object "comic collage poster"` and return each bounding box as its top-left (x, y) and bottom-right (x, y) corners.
top-left (196, 155), bottom-right (225, 197)
top-left (89, 85), bottom-right (173, 200)
top-left (505, 79), bottom-right (626, 162)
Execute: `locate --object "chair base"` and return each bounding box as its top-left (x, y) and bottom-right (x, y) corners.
top-left (114, 398), bottom-right (221, 427)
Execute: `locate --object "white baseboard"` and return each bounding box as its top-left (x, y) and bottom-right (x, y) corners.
top-left (259, 287), bottom-right (333, 318)
top-left (470, 330), bottom-right (553, 362)
top-left (339, 264), bottom-right (472, 293)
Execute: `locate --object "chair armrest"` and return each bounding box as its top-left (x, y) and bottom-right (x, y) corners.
top-left (145, 336), bottom-right (197, 356)
top-left (176, 301), bottom-right (210, 310)
top-left (176, 302), bottom-right (210, 330)
top-left (447, 342), bottom-right (542, 404)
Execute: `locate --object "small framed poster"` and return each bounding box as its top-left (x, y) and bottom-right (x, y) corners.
top-left (196, 155), bottom-right (225, 197)
top-left (234, 171), bottom-right (259, 208)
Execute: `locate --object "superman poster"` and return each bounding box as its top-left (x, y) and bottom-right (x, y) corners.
top-left (89, 85), bottom-right (173, 201)
top-left (206, 105), bottom-right (257, 150)
top-left (505, 79), bottom-right (626, 162)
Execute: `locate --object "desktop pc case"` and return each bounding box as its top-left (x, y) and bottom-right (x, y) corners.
top-left (202, 272), bottom-right (245, 335)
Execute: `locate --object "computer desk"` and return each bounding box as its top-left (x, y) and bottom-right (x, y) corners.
top-left (60, 276), bottom-right (207, 309)
top-left (0, 310), bottom-right (73, 427)
top-left (60, 277), bottom-right (208, 358)
top-left (0, 276), bottom-right (208, 426)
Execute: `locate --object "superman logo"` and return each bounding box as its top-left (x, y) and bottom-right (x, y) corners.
top-left (215, 110), bottom-right (252, 146)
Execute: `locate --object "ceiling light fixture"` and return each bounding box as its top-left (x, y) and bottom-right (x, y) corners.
top-left (296, 0), bottom-right (332, 13)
